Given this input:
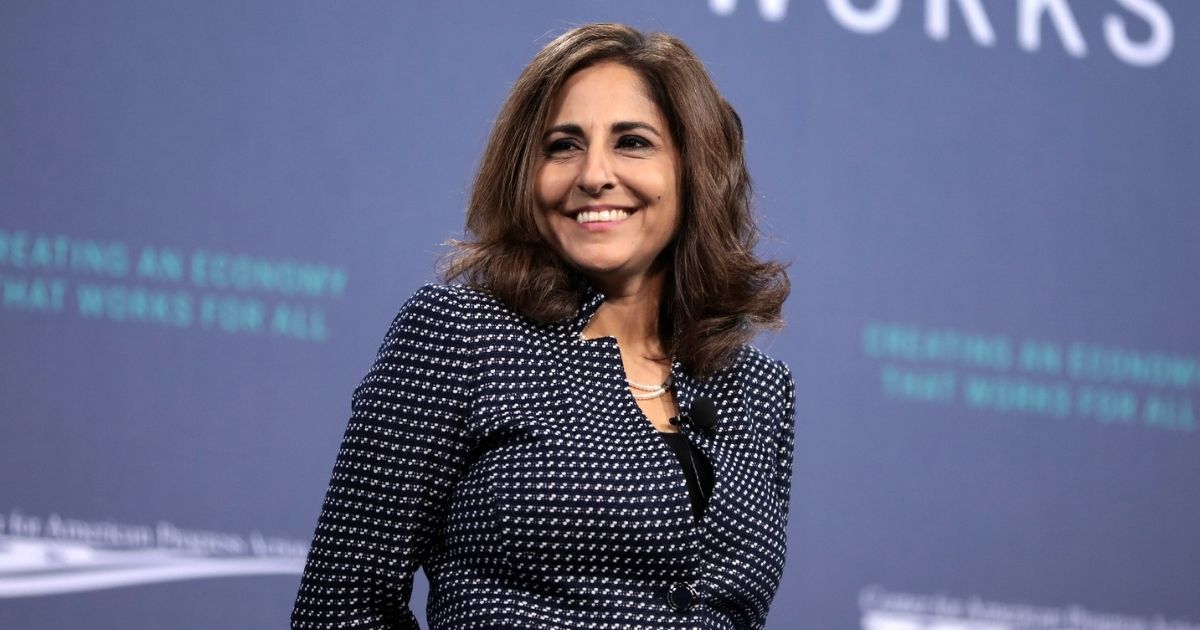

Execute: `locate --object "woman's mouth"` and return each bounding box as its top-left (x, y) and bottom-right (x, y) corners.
top-left (574, 208), bottom-right (631, 224)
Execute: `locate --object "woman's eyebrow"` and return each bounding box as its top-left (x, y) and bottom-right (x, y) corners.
top-left (612, 121), bottom-right (662, 137)
top-left (542, 121), bottom-right (663, 140)
top-left (543, 123), bottom-right (583, 140)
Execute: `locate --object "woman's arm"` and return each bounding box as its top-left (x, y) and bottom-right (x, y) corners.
top-left (775, 362), bottom-right (797, 529)
top-left (292, 285), bottom-right (475, 630)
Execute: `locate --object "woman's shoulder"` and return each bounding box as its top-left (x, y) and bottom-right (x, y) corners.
top-left (395, 283), bottom-right (508, 318)
top-left (392, 283), bottom-right (533, 337)
top-left (730, 344), bottom-right (791, 379)
top-left (389, 283), bottom-right (563, 365)
top-left (723, 344), bottom-right (794, 406)
top-left (402, 282), bottom-right (492, 308)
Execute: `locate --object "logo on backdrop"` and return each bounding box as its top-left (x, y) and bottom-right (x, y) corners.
top-left (859, 585), bottom-right (1200, 630)
top-left (0, 509), bottom-right (306, 598)
top-left (709, 0), bottom-right (1174, 67)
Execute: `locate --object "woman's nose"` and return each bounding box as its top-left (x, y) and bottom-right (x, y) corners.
top-left (577, 146), bottom-right (616, 196)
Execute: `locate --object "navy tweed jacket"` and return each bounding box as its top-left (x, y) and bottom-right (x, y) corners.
top-left (292, 284), bottom-right (796, 629)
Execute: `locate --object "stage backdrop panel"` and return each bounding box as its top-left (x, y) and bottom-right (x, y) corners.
top-left (2, 1), bottom-right (1196, 628)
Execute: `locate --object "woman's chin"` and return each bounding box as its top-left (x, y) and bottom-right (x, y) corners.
top-left (562, 250), bottom-right (631, 276)
top-left (576, 263), bottom-right (665, 291)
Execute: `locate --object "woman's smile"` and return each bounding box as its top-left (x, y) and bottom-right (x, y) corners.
top-left (571, 205), bottom-right (635, 231)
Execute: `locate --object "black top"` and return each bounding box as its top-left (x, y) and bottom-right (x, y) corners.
top-left (658, 430), bottom-right (714, 521)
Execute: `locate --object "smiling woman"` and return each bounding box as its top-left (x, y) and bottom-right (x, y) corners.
top-left (293, 23), bottom-right (796, 630)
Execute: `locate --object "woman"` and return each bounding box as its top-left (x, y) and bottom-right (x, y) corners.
top-left (292, 23), bottom-right (795, 629)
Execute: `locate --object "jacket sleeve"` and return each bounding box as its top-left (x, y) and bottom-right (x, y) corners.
top-left (292, 285), bottom-right (475, 629)
top-left (775, 361), bottom-right (797, 530)
top-left (752, 361), bottom-right (797, 630)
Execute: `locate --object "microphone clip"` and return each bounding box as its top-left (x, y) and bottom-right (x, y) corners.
top-left (671, 398), bottom-right (718, 438)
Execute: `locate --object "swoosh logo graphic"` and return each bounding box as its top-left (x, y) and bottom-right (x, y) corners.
top-left (0, 537), bottom-right (304, 598)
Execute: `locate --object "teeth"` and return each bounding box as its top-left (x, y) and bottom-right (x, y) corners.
top-left (575, 209), bottom-right (631, 223)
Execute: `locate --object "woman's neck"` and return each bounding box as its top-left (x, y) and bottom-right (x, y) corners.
top-left (583, 269), bottom-right (668, 362)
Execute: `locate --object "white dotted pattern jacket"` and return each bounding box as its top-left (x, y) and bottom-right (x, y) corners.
top-left (292, 284), bottom-right (796, 629)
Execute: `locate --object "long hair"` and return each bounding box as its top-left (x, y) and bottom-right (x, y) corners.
top-left (443, 23), bottom-right (789, 378)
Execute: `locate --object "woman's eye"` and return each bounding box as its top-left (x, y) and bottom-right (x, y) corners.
top-left (616, 135), bottom-right (651, 150)
top-left (545, 139), bottom-right (578, 154)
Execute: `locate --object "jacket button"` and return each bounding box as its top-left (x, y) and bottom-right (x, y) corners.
top-left (666, 581), bottom-right (698, 612)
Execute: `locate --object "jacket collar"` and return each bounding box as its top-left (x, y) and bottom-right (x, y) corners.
top-left (553, 282), bottom-right (704, 424)
top-left (564, 282), bottom-right (606, 339)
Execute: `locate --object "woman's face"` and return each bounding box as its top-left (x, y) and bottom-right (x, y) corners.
top-left (533, 62), bottom-right (681, 291)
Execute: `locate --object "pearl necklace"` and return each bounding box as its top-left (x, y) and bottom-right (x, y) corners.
top-left (628, 377), bottom-right (671, 400)
top-left (578, 334), bottom-right (672, 400)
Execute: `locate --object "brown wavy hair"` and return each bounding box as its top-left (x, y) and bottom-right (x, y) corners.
top-left (442, 23), bottom-right (789, 378)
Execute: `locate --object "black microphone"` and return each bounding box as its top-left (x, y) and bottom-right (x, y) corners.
top-left (670, 397), bottom-right (718, 436)
top-left (689, 397), bottom-right (718, 436)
